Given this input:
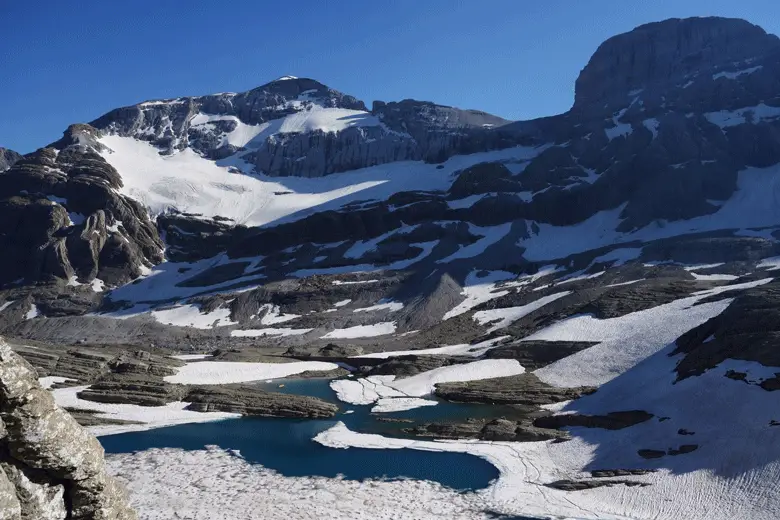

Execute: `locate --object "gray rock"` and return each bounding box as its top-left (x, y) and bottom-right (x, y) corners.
top-left (435, 373), bottom-right (594, 406)
top-left (0, 341), bottom-right (136, 519)
top-left (0, 463), bottom-right (21, 520)
top-left (534, 410), bottom-right (654, 430)
top-left (184, 385), bottom-right (338, 418)
top-left (673, 281), bottom-right (780, 379)
top-left (0, 148), bottom-right (21, 173)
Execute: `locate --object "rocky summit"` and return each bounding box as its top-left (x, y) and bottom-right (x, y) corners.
top-left (4, 15), bottom-right (780, 519)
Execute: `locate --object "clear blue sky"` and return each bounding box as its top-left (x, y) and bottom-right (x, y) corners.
top-left (2, 0), bottom-right (779, 153)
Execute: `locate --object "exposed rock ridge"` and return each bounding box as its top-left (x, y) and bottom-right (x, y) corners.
top-left (0, 127), bottom-right (164, 288)
top-left (0, 341), bottom-right (137, 519)
top-left (84, 77), bottom-right (522, 177)
top-left (0, 148), bottom-right (21, 173)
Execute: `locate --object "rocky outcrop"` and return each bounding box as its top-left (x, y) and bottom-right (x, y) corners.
top-left (0, 341), bottom-right (137, 519)
top-left (434, 373), bottom-right (595, 406)
top-left (546, 479), bottom-right (650, 491)
top-left (184, 385), bottom-right (338, 418)
top-left (673, 281), bottom-right (780, 379)
top-left (0, 134), bottom-right (164, 288)
top-left (0, 148), bottom-right (21, 172)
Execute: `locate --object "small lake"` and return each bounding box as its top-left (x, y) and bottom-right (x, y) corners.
top-left (101, 378), bottom-right (509, 491)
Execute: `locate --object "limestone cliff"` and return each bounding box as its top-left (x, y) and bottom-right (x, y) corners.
top-left (0, 342), bottom-right (136, 519)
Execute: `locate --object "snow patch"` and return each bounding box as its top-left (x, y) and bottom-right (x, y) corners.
top-left (473, 291), bottom-right (571, 333)
top-left (164, 360), bottom-right (339, 385)
top-left (322, 322), bottom-right (397, 339)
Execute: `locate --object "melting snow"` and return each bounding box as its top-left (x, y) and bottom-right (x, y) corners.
top-left (705, 103), bottom-right (780, 128)
top-left (322, 322), bottom-right (397, 339)
top-left (712, 65), bottom-right (763, 80)
top-left (473, 291), bottom-right (571, 333)
top-left (352, 300), bottom-right (403, 313)
top-left (330, 359), bottom-right (525, 409)
top-left (100, 135), bottom-right (544, 227)
top-left (442, 270), bottom-right (515, 320)
top-left (530, 279), bottom-right (772, 387)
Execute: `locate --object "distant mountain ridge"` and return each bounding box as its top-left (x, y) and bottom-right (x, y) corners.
top-left (2, 16), bottom-right (780, 347)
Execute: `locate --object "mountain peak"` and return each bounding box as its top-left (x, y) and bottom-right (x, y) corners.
top-left (275, 75), bottom-right (299, 81)
top-left (0, 147), bottom-right (21, 172)
top-left (574, 16), bottom-right (780, 110)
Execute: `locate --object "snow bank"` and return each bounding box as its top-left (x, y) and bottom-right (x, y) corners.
top-left (356, 337), bottom-right (509, 359)
top-left (322, 322), bottom-right (396, 339)
top-left (442, 270), bottom-right (514, 320)
top-left (353, 300), bottom-right (404, 313)
top-left (38, 376), bottom-right (73, 389)
top-left (164, 360), bottom-right (340, 385)
top-left (473, 291), bottom-right (570, 332)
top-left (100, 135), bottom-right (543, 228)
top-left (371, 398), bottom-right (438, 413)
top-left (530, 279), bottom-right (772, 387)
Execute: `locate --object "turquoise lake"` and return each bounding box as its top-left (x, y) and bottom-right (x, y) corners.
top-left (100, 378), bottom-right (509, 491)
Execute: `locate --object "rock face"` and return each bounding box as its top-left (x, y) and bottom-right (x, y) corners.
top-left (0, 129), bottom-right (164, 289)
top-left (87, 77), bottom-right (515, 179)
top-left (0, 341), bottom-right (137, 519)
top-left (0, 148), bottom-right (21, 172)
top-left (184, 385), bottom-right (338, 418)
top-left (574, 17), bottom-right (780, 114)
top-left (434, 373), bottom-right (595, 405)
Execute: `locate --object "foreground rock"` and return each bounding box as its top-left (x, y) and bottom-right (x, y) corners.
top-left (404, 417), bottom-right (570, 442)
top-left (0, 341), bottom-right (137, 519)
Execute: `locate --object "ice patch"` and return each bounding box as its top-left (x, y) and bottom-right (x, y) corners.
top-left (370, 398), bottom-right (438, 413)
top-left (25, 304), bottom-right (40, 320)
top-left (712, 65), bottom-right (763, 80)
top-left (51, 385), bottom-right (238, 436)
top-left (322, 322), bottom-right (397, 339)
top-left (437, 223), bottom-right (512, 263)
top-left (100, 135), bottom-right (544, 227)
top-left (473, 291), bottom-right (571, 333)
top-left (164, 360), bottom-right (340, 385)
top-left (151, 304), bottom-right (236, 329)
top-left (330, 359), bottom-right (524, 409)
top-left (442, 270), bottom-right (515, 320)
top-left (705, 103), bottom-right (780, 129)
top-left (531, 279), bottom-right (773, 387)
top-left (642, 118), bottom-right (660, 138)
top-left (353, 300), bottom-right (403, 313)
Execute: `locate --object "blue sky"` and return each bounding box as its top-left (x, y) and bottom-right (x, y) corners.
top-left (2, 0), bottom-right (779, 153)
